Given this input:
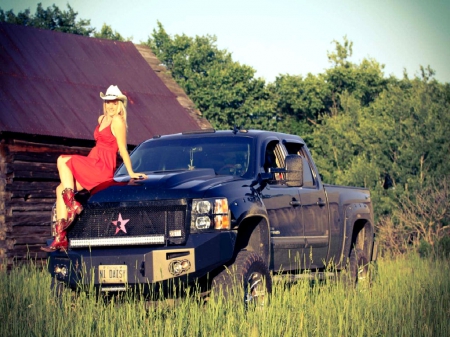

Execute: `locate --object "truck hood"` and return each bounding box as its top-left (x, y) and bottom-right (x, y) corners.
top-left (86, 168), bottom-right (237, 203)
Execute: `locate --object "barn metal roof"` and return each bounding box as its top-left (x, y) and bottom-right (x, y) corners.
top-left (0, 23), bottom-right (202, 145)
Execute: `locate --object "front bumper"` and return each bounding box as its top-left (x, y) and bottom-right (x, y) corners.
top-left (47, 231), bottom-right (236, 290)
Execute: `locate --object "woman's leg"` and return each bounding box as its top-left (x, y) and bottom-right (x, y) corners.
top-left (75, 181), bottom-right (84, 191)
top-left (55, 160), bottom-right (85, 220)
top-left (55, 183), bottom-right (67, 220)
top-left (58, 155), bottom-right (84, 225)
top-left (55, 155), bottom-right (75, 221)
top-left (43, 182), bottom-right (69, 252)
top-left (42, 156), bottom-right (82, 251)
top-left (57, 155), bottom-right (75, 189)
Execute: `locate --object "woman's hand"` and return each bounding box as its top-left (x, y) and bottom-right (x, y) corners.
top-left (129, 172), bottom-right (148, 180)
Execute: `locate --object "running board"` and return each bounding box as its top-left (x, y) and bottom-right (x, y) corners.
top-left (273, 272), bottom-right (336, 282)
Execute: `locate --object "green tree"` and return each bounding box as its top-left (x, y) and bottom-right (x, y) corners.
top-left (325, 37), bottom-right (389, 112)
top-left (272, 74), bottom-right (329, 123)
top-left (311, 70), bottom-right (450, 219)
top-left (268, 73), bottom-right (330, 139)
top-left (0, 2), bottom-right (94, 36)
top-left (147, 22), bottom-right (276, 130)
top-left (93, 23), bottom-right (130, 41)
top-left (267, 37), bottom-right (391, 141)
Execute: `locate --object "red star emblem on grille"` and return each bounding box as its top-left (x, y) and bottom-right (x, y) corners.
top-left (111, 213), bottom-right (129, 234)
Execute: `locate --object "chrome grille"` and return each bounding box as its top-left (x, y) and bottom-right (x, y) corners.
top-left (68, 200), bottom-right (188, 247)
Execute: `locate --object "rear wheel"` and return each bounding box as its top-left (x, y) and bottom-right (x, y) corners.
top-left (346, 248), bottom-right (370, 287)
top-left (211, 251), bottom-right (272, 308)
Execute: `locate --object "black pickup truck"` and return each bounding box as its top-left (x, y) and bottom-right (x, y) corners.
top-left (47, 129), bottom-right (377, 304)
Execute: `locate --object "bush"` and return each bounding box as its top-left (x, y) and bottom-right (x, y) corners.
top-left (418, 235), bottom-right (450, 259)
top-left (418, 239), bottom-right (433, 258)
top-left (435, 235), bottom-right (450, 258)
top-left (377, 177), bottom-right (450, 256)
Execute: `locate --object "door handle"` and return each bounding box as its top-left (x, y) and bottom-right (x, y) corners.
top-left (290, 200), bottom-right (301, 207)
top-left (317, 198), bottom-right (326, 207)
top-left (270, 230), bottom-right (280, 235)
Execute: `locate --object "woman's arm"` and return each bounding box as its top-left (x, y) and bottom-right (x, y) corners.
top-left (111, 116), bottom-right (147, 179)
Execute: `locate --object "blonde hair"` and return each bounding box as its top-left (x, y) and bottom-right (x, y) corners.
top-left (103, 100), bottom-right (128, 129)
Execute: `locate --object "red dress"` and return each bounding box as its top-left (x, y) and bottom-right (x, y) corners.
top-left (65, 122), bottom-right (118, 190)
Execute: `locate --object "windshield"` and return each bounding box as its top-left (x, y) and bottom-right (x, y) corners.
top-left (116, 136), bottom-right (255, 178)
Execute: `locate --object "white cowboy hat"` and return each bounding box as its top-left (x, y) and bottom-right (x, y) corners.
top-left (100, 85), bottom-right (128, 107)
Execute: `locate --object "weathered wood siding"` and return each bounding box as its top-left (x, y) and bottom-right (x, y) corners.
top-left (0, 133), bottom-right (123, 267)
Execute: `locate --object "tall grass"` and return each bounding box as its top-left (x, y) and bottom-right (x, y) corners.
top-left (1, 254), bottom-right (449, 337)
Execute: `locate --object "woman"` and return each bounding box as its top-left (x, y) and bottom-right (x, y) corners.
top-left (42, 85), bottom-right (147, 252)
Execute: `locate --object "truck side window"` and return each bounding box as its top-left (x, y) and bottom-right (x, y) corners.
top-left (264, 141), bottom-right (278, 173)
top-left (264, 141), bottom-right (286, 182)
top-left (284, 142), bottom-right (316, 187)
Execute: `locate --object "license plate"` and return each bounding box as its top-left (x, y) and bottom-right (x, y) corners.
top-left (99, 265), bottom-right (128, 284)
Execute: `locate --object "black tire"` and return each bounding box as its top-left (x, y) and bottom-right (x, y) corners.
top-left (211, 251), bottom-right (272, 308)
top-left (50, 278), bottom-right (65, 296)
top-left (346, 248), bottom-right (370, 287)
top-left (50, 278), bottom-right (66, 307)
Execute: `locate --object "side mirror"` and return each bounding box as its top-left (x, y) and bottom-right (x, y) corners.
top-left (285, 155), bottom-right (303, 187)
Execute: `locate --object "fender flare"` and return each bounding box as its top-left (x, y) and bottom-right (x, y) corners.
top-left (340, 202), bottom-right (375, 265)
top-left (231, 207), bottom-right (271, 266)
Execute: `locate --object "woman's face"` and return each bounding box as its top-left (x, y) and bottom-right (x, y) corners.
top-left (105, 100), bottom-right (119, 117)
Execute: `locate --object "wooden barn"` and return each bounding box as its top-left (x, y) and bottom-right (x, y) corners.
top-left (0, 23), bottom-right (212, 267)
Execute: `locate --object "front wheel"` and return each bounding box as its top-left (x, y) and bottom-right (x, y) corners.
top-left (211, 251), bottom-right (272, 308)
top-left (50, 277), bottom-right (65, 296)
top-left (50, 277), bottom-right (67, 307)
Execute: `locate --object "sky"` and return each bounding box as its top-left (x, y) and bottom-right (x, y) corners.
top-left (2, 0), bottom-right (449, 83)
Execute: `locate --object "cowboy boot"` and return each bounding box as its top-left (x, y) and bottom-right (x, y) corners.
top-left (62, 188), bottom-right (83, 228)
top-left (41, 219), bottom-right (68, 252)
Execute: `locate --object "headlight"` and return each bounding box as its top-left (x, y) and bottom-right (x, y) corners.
top-left (191, 198), bottom-right (230, 231)
top-left (195, 200), bottom-right (211, 214)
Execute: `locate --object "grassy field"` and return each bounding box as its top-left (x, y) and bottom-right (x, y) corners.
top-left (1, 253), bottom-right (449, 337)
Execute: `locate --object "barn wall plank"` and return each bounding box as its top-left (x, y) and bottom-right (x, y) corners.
top-left (0, 136), bottom-right (96, 267)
